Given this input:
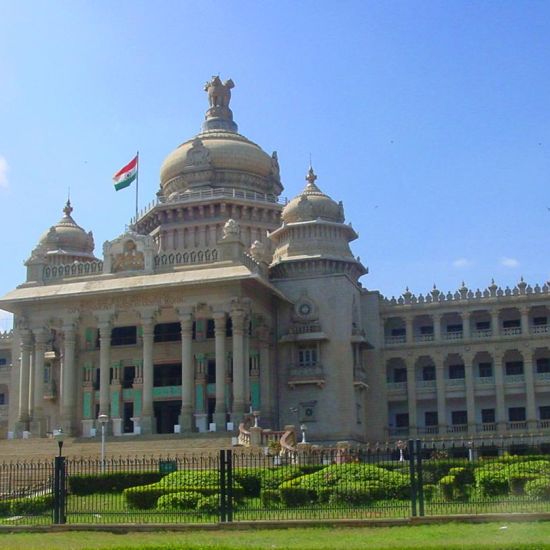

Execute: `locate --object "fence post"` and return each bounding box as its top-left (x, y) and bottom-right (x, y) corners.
top-left (415, 439), bottom-right (425, 517)
top-left (408, 439), bottom-right (417, 517)
top-left (219, 450), bottom-right (227, 523)
top-left (226, 449), bottom-right (233, 522)
top-left (53, 456), bottom-right (66, 524)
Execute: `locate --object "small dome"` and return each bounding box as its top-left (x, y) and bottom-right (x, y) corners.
top-left (282, 168), bottom-right (344, 224)
top-left (36, 200), bottom-right (95, 258)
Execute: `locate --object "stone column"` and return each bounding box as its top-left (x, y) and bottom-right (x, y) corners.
top-left (16, 330), bottom-right (32, 431)
top-left (231, 308), bottom-right (246, 424)
top-left (491, 310), bottom-right (500, 337)
top-left (178, 310), bottom-right (194, 432)
top-left (213, 312), bottom-right (227, 427)
top-left (61, 321), bottom-right (77, 434)
top-left (97, 319), bottom-right (112, 419)
top-left (258, 328), bottom-right (273, 427)
top-left (244, 320), bottom-right (251, 409)
top-left (436, 363), bottom-right (446, 435)
top-left (464, 355), bottom-right (476, 435)
top-left (433, 313), bottom-right (441, 342)
top-left (493, 352), bottom-right (506, 433)
top-left (139, 308), bottom-right (157, 435)
top-left (520, 307), bottom-right (530, 336)
top-left (462, 311), bottom-right (471, 339)
top-left (405, 317), bottom-right (413, 345)
top-left (524, 353), bottom-right (537, 430)
top-left (406, 359), bottom-right (417, 436)
top-left (30, 327), bottom-right (49, 436)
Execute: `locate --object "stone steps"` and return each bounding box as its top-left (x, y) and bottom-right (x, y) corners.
top-left (0, 433), bottom-right (236, 461)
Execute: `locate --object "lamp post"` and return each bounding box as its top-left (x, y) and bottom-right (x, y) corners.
top-left (253, 410), bottom-right (260, 428)
top-left (98, 414), bottom-right (109, 473)
top-left (300, 424), bottom-right (307, 444)
top-left (54, 427), bottom-right (66, 457)
top-left (397, 440), bottom-right (406, 462)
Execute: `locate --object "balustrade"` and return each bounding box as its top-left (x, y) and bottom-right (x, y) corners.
top-left (386, 381), bottom-right (407, 392)
top-left (508, 421), bottom-right (528, 431)
top-left (503, 327), bottom-right (522, 336)
top-left (471, 329), bottom-right (492, 339)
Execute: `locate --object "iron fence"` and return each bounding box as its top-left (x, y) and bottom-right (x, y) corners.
top-left (1, 439), bottom-right (549, 525)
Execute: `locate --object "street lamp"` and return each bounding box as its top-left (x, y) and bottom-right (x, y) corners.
top-left (253, 410), bottom-right (260, 428)
top-left (54, 428), bottom-right (66, 457)
top-left (97, 414), bottom-right (109, 473)
top-left (300, 424), bottom-right (307, 444)
top-left (397, 440), bottom-right (406, 462)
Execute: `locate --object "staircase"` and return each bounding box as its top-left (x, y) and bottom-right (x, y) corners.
top-left (0, 433), bottom-right (235, 461)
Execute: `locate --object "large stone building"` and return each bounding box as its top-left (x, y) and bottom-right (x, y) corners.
top-left (1, 78), bottom-right (550, 444)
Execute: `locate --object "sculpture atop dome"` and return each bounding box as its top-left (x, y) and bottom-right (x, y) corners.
top-left (203, 75), bottom-right (238, 132)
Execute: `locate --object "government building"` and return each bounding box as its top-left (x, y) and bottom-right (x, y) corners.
top-left (1, 78), bottom-right (549, 445)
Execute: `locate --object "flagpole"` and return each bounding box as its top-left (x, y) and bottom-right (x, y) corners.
top-left (135, 151), bottom-right (139, 224)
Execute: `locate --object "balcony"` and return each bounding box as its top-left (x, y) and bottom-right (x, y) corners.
top-left (508, 421), bottom-right (528, 431)
top-left (416, 379), bottom-right (436, 390)
top-left (531, 324), bottom-right (550, 335)
top-left (353, 367), bottom-right (368, 387)
top-left (447, 424), bottom-right (467, 434)
top-left (287, 364), bottom-right (325, 388)
top-left (537, 420), bottom-right (550, 430)
top-left (503, 327), bottom-right (522, 337)
top-left (386, 381), bottom-right (407, 392)
top-left (418, 426), bottom-right (439, 435)
top-left (475, 376), bottom-right (495, 386)
top-left (446, 378), bottom-right (465, 388)
top-left (505, 374), bottom-right (525, 384)
top-left (442, 331), bottom-right (463, 341)
top-left (536, 372), bottom-right (550, 382)
top-left (477, 422), bottom-right (497, 433)
top-left (472, 329), bottom-right (492, 339)
top-left (385, 335), bottom-right (406, 345)
top-left (414, 334), bottom-right (434, 343)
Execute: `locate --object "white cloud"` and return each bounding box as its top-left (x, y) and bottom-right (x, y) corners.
top-left (500, 257), bottom-right (520, 268)
top-left (0, 156), bottom-right (8, 188)
top-left (452, 258), bottom-right (472, 268)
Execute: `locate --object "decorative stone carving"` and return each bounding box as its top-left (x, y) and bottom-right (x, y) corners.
top-left (249, 240), bottom-right (270, 264)
top-left (103, 230), bottom-right (155, 274)
top-left (271, 151), bottom-right (280, 177)
top-left (185, 138), bottom-right (211, 167)
top-left (204, 76), bottom-right (234, 109)
top-left (223, 219), bottom-right (240, 239)
top-left (112, 240), bottom-right (145, 273)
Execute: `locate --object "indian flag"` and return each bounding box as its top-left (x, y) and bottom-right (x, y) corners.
top-left (112, 155), bottom-right (138, 191)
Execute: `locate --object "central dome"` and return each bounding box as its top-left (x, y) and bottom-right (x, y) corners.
top-left (159, 77), bottom-right (282, 199)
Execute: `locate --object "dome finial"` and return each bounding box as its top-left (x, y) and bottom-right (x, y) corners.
top-left (306, 165), bottom-right (317, 186)
top-left (63, 198), bottom-right (73, 217)
top-left (202, 76), bottom-right (238, 132)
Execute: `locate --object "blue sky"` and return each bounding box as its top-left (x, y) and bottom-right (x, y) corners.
top-left (1, 1), bottom-right (550, 329)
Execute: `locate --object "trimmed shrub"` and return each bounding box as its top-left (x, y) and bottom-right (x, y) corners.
top-left (9, 494), bottom-right (53, 515)
top-left (0, 500), bottom-right (11, 517)
top-left (279, 486), bottom-right (316, 507)
top-left (69, 472), bottom-right (163, 495)
top-left (422, 484), bottom-right (437, 502)
top-left (156, 491), bottom-right (201, 510)
top-left (260, 489), bottom-right (280, 508)
top-left (525, 478), bottom-right (550, 501)
top-left (438, 475), bottom-right (456, 501)
top-left (196, 495), bottom-right (219, 514)
top-left (233, 468), bottom-right (262, 497)
top-left (328, 483), bottom-right (385, 506)
top-left (124, 485), bottom-right (167, 509)
top-left (418, 459), bottom-right (472, 484)
top-left (475, 470), bottom-right (508, 497)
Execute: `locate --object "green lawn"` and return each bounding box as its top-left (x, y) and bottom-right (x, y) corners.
top-left (2, 522), bottom-right (550, 549)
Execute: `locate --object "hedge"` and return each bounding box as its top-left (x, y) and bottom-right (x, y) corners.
top-left (525, 478), bottom-right (550, 501)
top-left (156, 491), bottom-right (202, 510)
top-left (69, 472), bottom-right (163, 495)
top-left (0, 494), bottom-right (53, 516)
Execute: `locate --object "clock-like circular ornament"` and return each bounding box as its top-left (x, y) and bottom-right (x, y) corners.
top-left (298, 303), bottom-right (312, 316)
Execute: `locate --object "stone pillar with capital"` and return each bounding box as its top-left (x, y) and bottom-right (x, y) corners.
top-left (405, 317), bottom-right (413, 345)
top-left (178, 310), bottom-right (194, 432)
top-left (16, 329), bottom-right (32, 434)
top-left (520, 307), bottom-right (530, 336)
top-left (432, 314), bottom-right (441, 342)
top-left (405, 358), bottom-right (417, 436)
top-left (462, 312), bottom-right (471, 339)
top-left (61, 320), bottom-right (78, 435)
top-left (464, 354), bottom-right (476, 435)
top-left (231, 308), bottom-right (246, 424)
top-left (491, 310), bottom-right (500, 337)
top-left (493, 352), bottom-right (507, 433)
top-left (138, 308), bottom-right (158, 435)
top-left (97, 315), bottom-right (113, 424)
top-left (435, 362), bottom-right (447, 434)
top-left (244, 320), bottom-right (251, 409)
top-left (213, 312), bottom-right (227, 427)
top-left (524, 352), bottom-right (537, 430)
top-left (258, 326), bottom-right (273, 427)
top-left (30, 327), bottom-right (49, 436)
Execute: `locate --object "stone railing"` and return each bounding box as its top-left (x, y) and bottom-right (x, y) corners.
top-left (43, 260), bottom-right (104, 281)
top-left (536, 372), bottom-right (550, 382)
top-left (538, 420), bottom-right (550, 430)
top-left (386, 381), bottom-right (407, 392)
top-left (385, 335), bottom-right (406, 345)
top-left (237, 422), bottom-right (251, 446)
top-left (503, 327), bottom-right (522, 337)
top-left (416, 380), bottom-right (436, 389)
top-left (508, 421), bottom-right (528, 431)
top-left (0, 330), bottom-right (13, 341)
top-left (505, 374), bottom-right (525, 384)
top-left (382, 280), bottom-right (550, 309)
top-left (414, 334), bottom-right (434, 343)
top-left (472, 329), bottom-right (492, 339)
top-left (477, 423), bottom-right (497, 432)
top-left (287, 364), bottom-right (325, 388)
top-left (288, 323), bottom-right (322, 335)
top-left (446, 378), bottom-right (465, 387)
top-left (154, 248), bottom-right (219, 268)
top-left (532, 325), bottom-right (550, 335)
top-left (447, 424), bottom-right (468, 434)
top-left (442, 331), bottom-right (463, 341)
top-left (475, 376), bottom-right (495, 385)
top-left (132, 187), bottom-right (287, 224)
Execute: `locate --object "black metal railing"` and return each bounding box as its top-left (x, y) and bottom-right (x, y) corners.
top-left (1, 439), bottom-right (550, 525)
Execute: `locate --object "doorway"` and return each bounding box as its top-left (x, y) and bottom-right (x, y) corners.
top-left (123, 402), bottom-right (134, 434)
top-left (154, 400), bottom-right (182, 434)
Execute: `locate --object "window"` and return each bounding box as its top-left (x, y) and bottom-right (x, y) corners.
top-left (0, 358), bottom-right (7, 366)
top-left (540, 406), bottom-right (550, 420)
top-left (452, 410), bottom-right (467, 425)
top-left (449, 364), bottom-right (465, 379)
top-left (207, 360), bottom-right (216, 384)
top-left (476, 321), bottom-right (490, 330)
top-left (391, 327), bottom-right (405, 337)
top-left (505, 361), bottom-right (524, 376)
top-left (153, 363), bottom-right (182, 387)
top-left (298, 348), bottom-right (317, 367)
top-left (154, 323), bottom-right (181, 343)
top-left (225, 318), bottom-right (233, 337)
top-left (534, 316), bottom-right (548, 326)
top-left (478, 362), bottom-right (493, 378)
top-left (503, 319), bottom-right (520, 328)
top-left (446, 324), bottom-right (463, 333)
top-left (395, 413), bottom-right (409, 428)
top-left (422, 366), bottom-right (435, 381)
top-left (425, 411), bottom-right (438, 426)
top-left (393, 368), bottom-right (407, 383)
top-left (0, 393), bottom-right (5, 405)
top-left (94, 368), bottom-right (100, 391)
top-left (122, 366), bottom-right (135, 389)
top-left (537, 358), bottom-right (550, 373)
top-left (420, 326), bottom-right (433, 335)
top-left (111, 326), bottom-right (137, 346)
top-left (206, 320), bottom-right (215, 339)
top-left (508, 407), bottom-right (526, 422)
top-left (481, 408), bottom-right (495, 423)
